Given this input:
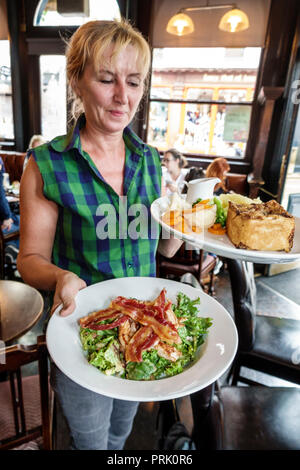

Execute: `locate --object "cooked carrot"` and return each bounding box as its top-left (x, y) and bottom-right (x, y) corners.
top-left (194, 199), bottom-right (210, 206)
top-left (208, 223), bottom-right (227, 235)
top-left (162, 210), bottom-right (181, 226)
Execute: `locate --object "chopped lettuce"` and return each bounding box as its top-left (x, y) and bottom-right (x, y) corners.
top-left (80, 329), bottom-right (125, 377)
top-left (214, 197), bottom-right (227, 227)
top-left (79, 292), bottom-right (212, 381)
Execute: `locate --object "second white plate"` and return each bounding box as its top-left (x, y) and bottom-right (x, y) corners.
top-left (151, 196), bottom-right (300, 264)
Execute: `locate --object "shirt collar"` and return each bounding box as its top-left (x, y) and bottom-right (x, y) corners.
top-left (49, 113), bottom-right (146, 158)
top-left (49, 114), bottom-right (85, 153)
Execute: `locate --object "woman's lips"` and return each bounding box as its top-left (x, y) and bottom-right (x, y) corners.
top-left (109, 110), bottom-right (126, 117)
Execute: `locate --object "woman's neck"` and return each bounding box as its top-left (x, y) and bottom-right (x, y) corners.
top-left (80, 121), bottom-right (124, 160)
top-left (170, 168), bottom-right (181, 181)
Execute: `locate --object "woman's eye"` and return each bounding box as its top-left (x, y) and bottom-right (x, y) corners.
top-left (100, 79), bottom-right (113, 84)
top-left (128, 81), bottom-right (140, 87)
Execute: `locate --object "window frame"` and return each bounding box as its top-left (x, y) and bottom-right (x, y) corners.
top-left (146, 49), bottom-right (261, 165)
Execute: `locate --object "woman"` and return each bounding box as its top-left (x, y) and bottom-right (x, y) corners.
top-left (162, 148), bottom-right (188, 194)
top-left (17, 19), bottom-right (181, 450)
top-left (205, 157), bottom-right (230, 195)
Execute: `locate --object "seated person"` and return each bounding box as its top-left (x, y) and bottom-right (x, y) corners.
top-left (0, 173), bottom-right (19, 238)
top-left (162, 148), bottom-right (189, 195)
top-left (205, 157), bottom-right (230, 195)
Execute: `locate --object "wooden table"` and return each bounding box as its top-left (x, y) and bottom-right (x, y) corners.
top-left (0, 281), bottom-right (44, 344)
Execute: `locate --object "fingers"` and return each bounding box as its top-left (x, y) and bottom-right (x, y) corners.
top-left (50, 297), bottom-right (76, 317)
top-left (59, 298), bottom-right (76, 317)
top-left (50, 273), bottom-right (87, 317)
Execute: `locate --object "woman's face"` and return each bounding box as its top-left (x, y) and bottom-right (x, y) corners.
top-left (76, 44), bottom-right (144, 135)
top-left (163, 152), bottom-right (179, 174)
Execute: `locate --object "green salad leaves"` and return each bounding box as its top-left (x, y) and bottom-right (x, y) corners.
top-left (79, 292), bottom-right (212, 381)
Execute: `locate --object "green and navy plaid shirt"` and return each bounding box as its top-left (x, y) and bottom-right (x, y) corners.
top-left (30, 115), bottom-right (162, 285)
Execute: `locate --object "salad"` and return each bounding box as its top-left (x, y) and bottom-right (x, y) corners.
top-left (79, 289), bottom-right (212, 381)
top-left (160, 192), bottom-right (261, 236)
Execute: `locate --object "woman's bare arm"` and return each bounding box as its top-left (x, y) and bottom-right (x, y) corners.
top-left (17, 157), bottom-right (86, 315)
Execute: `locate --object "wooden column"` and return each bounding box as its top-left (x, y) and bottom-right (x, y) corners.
top-left (248, 86), bottom-right (284, 198)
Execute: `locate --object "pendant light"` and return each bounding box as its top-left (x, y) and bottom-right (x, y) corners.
top-left (218, 8), bottom-right (249, 33)
top-left (166, 12), bottom-right (194, 36)
top-left (166, 2), bottom-right (249, 36)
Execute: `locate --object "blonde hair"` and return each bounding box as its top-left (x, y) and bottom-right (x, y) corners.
top-left (28, 134), bottom-right (46, 149)
top-left (66, 19), bottom-right (151, 121)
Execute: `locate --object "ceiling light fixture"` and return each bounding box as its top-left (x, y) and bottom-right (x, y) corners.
top-left (166, 2), bottom-right (250, 36)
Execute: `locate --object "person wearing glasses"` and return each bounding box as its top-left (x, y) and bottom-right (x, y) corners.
top-left (162, 148), bottom-right (189, 195)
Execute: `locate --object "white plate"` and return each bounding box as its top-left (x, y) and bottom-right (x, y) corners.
top-left (151, 196), bottom-right (300, 264)
top-left (46, 277), bottom-right (238, 402)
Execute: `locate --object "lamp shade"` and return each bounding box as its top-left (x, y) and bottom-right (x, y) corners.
top-left (218, 8), bottom-right (249, 33)
top-left (166, 13), bottom-right (194, 36)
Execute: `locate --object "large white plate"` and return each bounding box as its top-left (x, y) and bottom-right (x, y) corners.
top-left (151, 196), bottom-right (300, 264)
top-left (46, 277), bottom-right (238, 402)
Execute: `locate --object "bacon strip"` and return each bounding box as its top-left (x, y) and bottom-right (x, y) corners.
top-left (118, 318), bottom-right (139, 353)
top-left (125, 326), bottom-right (159, 363)
top-left (84, 315), bottom-right (128, 331)
top-left (111, 296), bottom-right (181, 345)
top-left (79, 307), bottom-right (122, 327)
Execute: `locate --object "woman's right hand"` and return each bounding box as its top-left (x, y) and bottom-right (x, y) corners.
top-left (51, 271), bottom-right (87, 317)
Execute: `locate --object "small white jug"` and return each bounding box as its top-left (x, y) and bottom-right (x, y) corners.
top-left (185, 177), bottom-right (220, 205)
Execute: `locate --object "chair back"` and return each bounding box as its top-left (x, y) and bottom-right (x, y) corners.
top-left (0, 335), bottom-right (53, 450)
top-left (226, 258), bottom-right (256, 351)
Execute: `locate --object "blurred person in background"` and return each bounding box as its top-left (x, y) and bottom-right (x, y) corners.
top-left (23, 135), bottom-right (47, 171)
top-left (162, 148), bottom-right (189, 194)
top-left (205, 157), bottom-right (230, 195)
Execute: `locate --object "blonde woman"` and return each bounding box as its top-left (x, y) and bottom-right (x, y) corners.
top-left (17, 20), bottom-right (182, 450)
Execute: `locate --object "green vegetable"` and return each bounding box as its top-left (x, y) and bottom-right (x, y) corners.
top-left (192, 198), bottom-right (202, 207)
top-left (79, 292), bottom-right (212, 381)
top-left (214, 196), bottom-right (227, 227)
top-left (126, 359), bottom-right (157, 381)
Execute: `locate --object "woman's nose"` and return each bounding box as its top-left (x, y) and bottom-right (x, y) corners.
top-left (114, 82), bottom-right (127, 104)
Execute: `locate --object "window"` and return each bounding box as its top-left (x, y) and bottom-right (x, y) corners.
top-left (34, 0), bottom-right (121, 26)
top-left (0, 40), bottom-right (14, 142)
top-left (40, 55), bottom-right (66, 140)
top-left (147, 47), bottom-right (261, 159)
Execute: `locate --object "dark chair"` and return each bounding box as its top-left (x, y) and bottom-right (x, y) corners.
top-left (190, 383), bottom-right (300, 450)
top-left (226, 258), bottom-right (300, 386)
top-left (226, 172), bottom-right (248, 195)
top-left (157, 246), bottom-right (218, 295)
top-left (0, 335), bottom-right (53, 450)
top-left (0, 228), bottom-right (19, 279)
